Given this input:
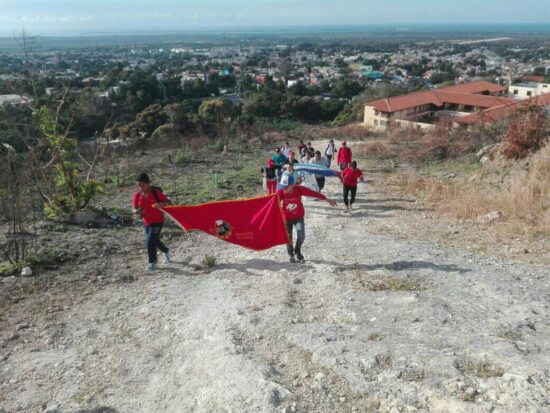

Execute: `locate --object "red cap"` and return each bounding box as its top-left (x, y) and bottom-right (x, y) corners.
top-left (267, 159), bottom-right (275, 167)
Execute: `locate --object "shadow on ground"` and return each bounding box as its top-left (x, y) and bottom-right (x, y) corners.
top-left (220, 258), bottom-right (471, 275)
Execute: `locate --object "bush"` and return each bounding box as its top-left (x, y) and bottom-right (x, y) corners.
top-left (501, 105), bottom-right (549, 160)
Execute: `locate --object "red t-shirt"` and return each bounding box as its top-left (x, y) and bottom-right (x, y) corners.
top-left (341, 167), bottom-right (363, 187)
top-left (337, 147), bottom-right (352, 164)
top-left (276, 186), bottom-right (326, 221)
top-left (133, 189), bottom-right (168, 225)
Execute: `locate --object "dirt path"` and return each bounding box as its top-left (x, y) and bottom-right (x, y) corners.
top-left (1, 142), bottom-right (549, 413)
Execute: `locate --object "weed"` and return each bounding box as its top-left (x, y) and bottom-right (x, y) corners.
top-left (454, 356), bottom-right (505, 378)
top-left (202, 254), bottom-right (217, 268)
top-left (375, 353), bottom-right (392, 368)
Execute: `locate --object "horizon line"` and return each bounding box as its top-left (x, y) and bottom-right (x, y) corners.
top-left (1, 22), bottom-right (549, 38)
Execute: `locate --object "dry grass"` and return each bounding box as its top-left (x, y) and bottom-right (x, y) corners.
top-left (398, 142), bottom-right (550, 237)
top-left (355, 140), bottom-right (397, 159)
top-left (454, 357), bottom-right (505, 379)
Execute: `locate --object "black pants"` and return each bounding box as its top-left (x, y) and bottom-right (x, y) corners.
top-left (326, 155), bottom-right (333, 167)
top-left (315, 176), bottom-right (325, 192)
top-left (285, 218), bottom-right (305, 257)
top-left (343, 185), bottom-right (357, 206)
top-left (339, 162), bottom-right (348, 171)
top-left (145, 223), bottom-right (168, 263)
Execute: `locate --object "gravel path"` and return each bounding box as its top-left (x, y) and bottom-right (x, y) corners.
top-left (1, 144), bottom-right (549, 413)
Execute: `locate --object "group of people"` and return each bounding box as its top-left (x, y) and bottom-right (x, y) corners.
top-left (133, 140), bottom-right (364, 269)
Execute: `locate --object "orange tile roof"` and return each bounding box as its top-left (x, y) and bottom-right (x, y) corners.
top-left (522, 75), bottom-right (545, 83)
top-left (367, 81), bottom-right (511, 113)
top-left (440, 80), bottom-right (507, 94)
top-left (455, 92), bottom-right (550, 125)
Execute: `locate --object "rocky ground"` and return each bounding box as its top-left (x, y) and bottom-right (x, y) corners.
top-left (1, 141), bottom-right (549, 413)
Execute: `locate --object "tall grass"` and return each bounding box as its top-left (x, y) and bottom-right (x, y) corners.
top-left (398, 143), bottom-right (550, 237)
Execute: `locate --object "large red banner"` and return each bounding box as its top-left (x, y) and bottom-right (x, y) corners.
top-left (162, 194), bottom-right (290, 251)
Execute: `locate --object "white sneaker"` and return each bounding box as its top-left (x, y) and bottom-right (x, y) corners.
top-left (147, 262), bottom-right (157, 271)
top-left (164, 250), bottom-right (172, 263)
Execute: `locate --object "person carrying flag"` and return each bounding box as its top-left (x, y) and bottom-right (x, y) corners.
top-left (341, 160), bottom-right (364, 212)
top-left (337, 141), bottom-right (352, 170)
top-left (277, 174), bottom-right (337, 262)
top-left (132, 173), bottom-right (172, 271)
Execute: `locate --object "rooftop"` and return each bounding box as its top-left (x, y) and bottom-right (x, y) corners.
top-left (366, 81), bottom-right (513, 113)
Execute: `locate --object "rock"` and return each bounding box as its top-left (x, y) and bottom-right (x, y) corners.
top-left (43, 402), bottom-right (61, 413)
top-left (16, 322), bottom-right (30, 331)
top-left (339, 396), bottom-right (346, 402)
top-left (475, 211), bottom-right (503, 225)
top-left (21, 267), bottom-right (32, 276)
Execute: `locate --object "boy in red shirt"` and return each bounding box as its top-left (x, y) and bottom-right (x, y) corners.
top-left (132, 173), bottom-right (171, 271)
top-left (341, 161), bottom-right (364, 212)
top-left (337, 141), bottom-right (353, 170)
top-left (276, 174), bottom-right (337, 262)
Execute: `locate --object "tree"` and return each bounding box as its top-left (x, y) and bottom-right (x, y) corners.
top-left (135, 104), bottom-right (169, 141)
top-left (198, 98), bottom-right (235, 138)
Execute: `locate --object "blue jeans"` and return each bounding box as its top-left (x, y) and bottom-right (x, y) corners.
top-left (285, 218), bottom-right (305, 257)
top-left (144, 224), bottom-right (168, 264)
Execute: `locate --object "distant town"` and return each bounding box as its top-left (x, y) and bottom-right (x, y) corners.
top-left (0, 30), bottom-right (549, 146)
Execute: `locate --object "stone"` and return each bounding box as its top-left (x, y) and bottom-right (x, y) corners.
top-left (16, 322), bottom-right (30, 331)
top-left (475, 211), bottom-right (502, 225)
top-left (21, 267), bottom-right (32, 276)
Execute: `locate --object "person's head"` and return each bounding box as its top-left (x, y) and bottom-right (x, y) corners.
top-left (305, 151), bottom-right (312, 159)
top-left (267, 159), bottom-right (275, 168)
top-left (136, 172), bottom-right (151, 193)
top-left (286, 163), bottom-right (295, 172)
top-left (329, 139), bottom-right (334, 144)
top-left (351, 160), bottom-right (357, 169)
top-left (278, 174), bottom-right (296, 192)
top-left (275, 147), bottom-right (281, 155)
top-left (284, 141), bottom-right (289, 147)
top-left (289, 151), bottom-right (295, 159)
top-left (300, 140), bottom-right (304, 144)
top-left (341, 141), bottom-right (347, 147)
top-left (315, 150), bottom-right (321, 159)
top-left (307, 142), bottom-right (312, 147)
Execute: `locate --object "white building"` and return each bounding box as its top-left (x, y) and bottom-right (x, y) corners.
top-left (0, 94), bottom-right (30, 107)
top-left (509, 82), bottom-right (550, 99)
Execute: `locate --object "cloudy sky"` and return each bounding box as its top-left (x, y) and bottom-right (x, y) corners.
top-left (0, 0), bottom-right (548, 35)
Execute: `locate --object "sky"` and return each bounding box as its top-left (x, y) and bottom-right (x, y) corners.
top-left (0, 0), bottom-right (548, 36)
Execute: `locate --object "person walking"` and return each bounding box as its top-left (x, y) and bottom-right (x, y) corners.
top-left (262, 159), bottom-right (278, 194)
top-left (282, 141), bottom-right (292, 158)
top-left (277, 174), bottom-right (337, 262)
top-left (337, 141), bottom-right (352, 171)
top-left (325, 139), bottom-right (336, 167)
top-left (132, 173), bottom-right (171, 271)
top-left (287, 151), bottom-right (300, 166)
top-left (272, 147), bottom-right (288, 178)
top-left (309, 150), bottom-right (328, 193)
top-left (341, 161), bottom-right (364, 212)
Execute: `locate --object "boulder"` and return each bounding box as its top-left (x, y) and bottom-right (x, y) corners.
top-left (20, 267), bottom-right (32, 276)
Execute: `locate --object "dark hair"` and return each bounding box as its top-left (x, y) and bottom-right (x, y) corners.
top-left (315, 150), bottom-right (321, 156)
top-left (275, 148), bottom-right (281, 152)
top-left (351, 161), bottom-right (357, 168)
top-left (136, 172), bottom-right (150, 184)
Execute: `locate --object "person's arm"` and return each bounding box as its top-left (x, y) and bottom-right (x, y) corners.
top-left (152, 190), bottom-right (171, 208)
top-left (132, 193), bottom-right (142, 217)
top-left (299, 186), bottom-right (337, 207)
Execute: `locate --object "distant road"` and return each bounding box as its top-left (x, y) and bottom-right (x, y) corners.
top-left (453, 37), bottom-right (512, 44)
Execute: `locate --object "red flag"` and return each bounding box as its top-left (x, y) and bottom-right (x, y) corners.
top-left (162, 194), bottom-right (290, 251)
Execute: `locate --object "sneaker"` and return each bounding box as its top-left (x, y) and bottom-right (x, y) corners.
top-left (344, 206), bottom-right (349, 213)
top-left (147, 262), bottom-right (157, 271)
top-left (164, 249), bottom-right (172, 263)
top-left (289, 255), bottom-right (296, 263)
top-left (296, 253), bottom-right (305, 262)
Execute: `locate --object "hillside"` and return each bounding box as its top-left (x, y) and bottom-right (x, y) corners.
top-left (1, 139), bottom-right (549, 413)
